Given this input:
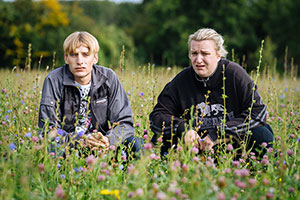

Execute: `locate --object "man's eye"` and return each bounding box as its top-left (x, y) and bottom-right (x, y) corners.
top-left (83, 53), bottom-right (89, 57)
top-left (70, 53), bottom-right (76, 57)
top-left (191, 52), bottom-right (198, 56)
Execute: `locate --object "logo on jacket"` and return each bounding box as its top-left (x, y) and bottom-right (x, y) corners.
top-left (196, 102), bottom-right (234, 128)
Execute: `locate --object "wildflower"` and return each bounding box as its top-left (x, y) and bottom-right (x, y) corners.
top-left (60, 174), bottom-right (65, 179)
top-left (298, 137), bottom-right (300, 143)
top-left (139, 92), bottom-right (144, 97)
top-left (38, 163), bottom-right (45, 174)
top-left (143, 134), bottom-right (149, 140)
top-left (261, 156), bottom-right (269, 165)
top-left (77, 131), bottom-right (84, 138)
top-left (191, 146), bottom-right (199, 154)
top-left (156, 191), bottom-right (167, 200)
top-left (109, 145), bottom-right (116, 151)
top-left (86, 155), bottom-right (96, 166)
top-left (144, 143), bottom-right (153, 150)
top-left (7, 109), bottom-right (12, 113)
top-left (97, 175), bottom-right (105, 181)
top-left (24, 132), bottom-right (32, 138)
top-left (143, 129), bottom-right (148, 135)
top-left (135, 123), bottom-right (141, 127)
top-left (127, 192), bottom-right (135, 198)
top-left (100, 162), bottom-right (108, 168)
top-left (20, 100), bottom-right (25, 105)
top-left (288, 187), bottom-right (295, 193)
top-left (226, 144), bottom-right (233, 151)
top-left (266, 193), bottom-right (274, 199)
top-left (135, 188), bottom-right (144, 196)
top-left (57, 164), bottom-right (61, 169)
top-left (150, 153), bottom-right (159, 160)
top-left (218, 176), bottom-right (226, 188)
top-left (31, 136), bottom-right (39, 143)
top-left (234, 180), bottom-right (247, 189)
top-left (157, 137), bottom-right (163, 143)
top-left (74, 167), bottom-right (80, 173)
top-left (232, 160), bottom-right (240, 168)
top-left (267, 147), bottom-right (273, 153)
top-left (287, 149), bottom-right (293, 156)
top-left (262, 178), bottom-right (270, 185)
top-left (289, 134), bottom-right (295, 139)
top-left (182, 164), bottom-right (188, 173)
top-left (55, 184), bottom-right (65, 199)
top-left (100, 189), bottom-right (120, 200)
top-left (177, 145), bottom-right (182, 151)
top-left (152, 182), bottom-right (159, 193)
top-left (217, 192), bottom-right (226, 200)
top-left (248, 178), bottom-right (256, 187)
top-left (57, 129), bottom-right (64, 136)
top-left (193, 156), bottom-right (199, 162)
top-left (225, 168), bottom-right (231, 173)
top-left (2, 88), bottom-right (7, 93)
top-left (261, 142), bottom-right (267, 148)
top-left (9, 143), bottom-right (16, 151)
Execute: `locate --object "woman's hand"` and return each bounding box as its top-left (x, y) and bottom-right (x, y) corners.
top-left (86, 132), bottom-right (110, 151)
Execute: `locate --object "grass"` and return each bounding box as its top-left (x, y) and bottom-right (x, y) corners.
top-left (0, 61), bottom-right (299, 199)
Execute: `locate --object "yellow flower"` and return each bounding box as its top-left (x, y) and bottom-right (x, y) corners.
top-left (100, 189), bottom-right (120, 200)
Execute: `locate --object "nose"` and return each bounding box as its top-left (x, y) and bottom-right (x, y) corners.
top-left (77, 54), bottom-right (84, 64)
top-left (195, 54), bottom-right (203, 63)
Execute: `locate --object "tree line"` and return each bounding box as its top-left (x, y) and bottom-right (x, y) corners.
top-left (0, 0), bottom-right (299, 73)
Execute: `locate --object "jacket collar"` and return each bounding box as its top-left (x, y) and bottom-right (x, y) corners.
top-left (62, 64), bottom-right (107, 89)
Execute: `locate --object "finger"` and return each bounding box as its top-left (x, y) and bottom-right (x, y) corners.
top-left (87, 139), bottom-right (107, 148)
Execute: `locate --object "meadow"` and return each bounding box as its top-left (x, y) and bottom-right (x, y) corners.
top-left (0, 59), bottom-right (299, 199)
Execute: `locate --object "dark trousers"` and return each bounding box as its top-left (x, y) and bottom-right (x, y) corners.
top-left (246, 124), bottom-right (274, 155)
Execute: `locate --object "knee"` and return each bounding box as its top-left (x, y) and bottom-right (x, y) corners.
top-left (123, 136), bottom-right (144, 153)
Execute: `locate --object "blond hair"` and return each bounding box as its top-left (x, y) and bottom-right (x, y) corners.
top-left (188, 28), bottom-right (228, 58)
top-left (63, 31), bottom-right (99, 55)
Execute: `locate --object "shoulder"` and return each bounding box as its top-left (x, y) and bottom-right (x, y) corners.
top-left (169, 66), bottom-right (193, 86)
top-left (93, 65), bottom-right (117, 79)
top-left (224, 59), bottom-right (252, 83)
top-left (44, 65), bottom-right (64, 83)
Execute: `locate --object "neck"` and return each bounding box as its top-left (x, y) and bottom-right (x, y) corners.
top-left (75, 76), bottom-right (91, 85)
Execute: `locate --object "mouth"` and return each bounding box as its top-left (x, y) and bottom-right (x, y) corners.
top-left (195, 64), bottom-right (205, 69)
top-left (75, 67), bottom-right (86, 71)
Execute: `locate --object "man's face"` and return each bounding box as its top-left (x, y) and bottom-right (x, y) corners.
top-left (64, 45), bottom-right (98, 85)
top-left (189, 40), bottom-right (221, 78)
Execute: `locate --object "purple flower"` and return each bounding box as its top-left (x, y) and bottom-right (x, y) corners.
top-left (226, 144), bottom-right (233, 151)
top-left (2, 88), bottom-right (7, 93)
top-left (20, 100), bottom-right (25, 105)
top-left (31, 136), bottom-right (39, 143)
top-left (55, 184), bottom-right (65, 199)
top-left (98, 175), bottom-right (105, 181)
top-left (86, 155), bottom-right (96, 166)
top-left (24, 132), bottom-right (32, 138)
top-left (191, 147), bottom-right (199, 154)
top-left (144, 143), bottom-right (153, 150)
top-left (140, 92), bottom-right (144, 96)
top-left (74, 167), bottom-right (79, 173)
top-left (288, 149), bottom-right (293, 156)
top-left (57, 164), bottom-right (61, 169)
top-left (77, 131), bottom-right (84, 138)
top-left (9, 143), bottom-right (16, 150)
top-left (57, 129), bottom-right (64, 136)
top-left (7, 110), bottom-right (12, 113)
top-left (60, 174), bottom-right (65, 179)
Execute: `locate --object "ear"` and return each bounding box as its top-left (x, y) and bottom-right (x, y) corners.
top-left (93, 53), bottom-right (98, 64)
top-left (64, 53), bottom-right (69, 64)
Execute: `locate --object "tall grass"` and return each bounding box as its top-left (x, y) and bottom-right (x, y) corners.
top-left (0, 57), bottom-right (299, 199)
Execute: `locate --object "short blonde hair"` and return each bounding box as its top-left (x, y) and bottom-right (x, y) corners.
top-left (188, 28), bottom-right (228, 58)
top-left (63, 31), bottom-right (99, 55)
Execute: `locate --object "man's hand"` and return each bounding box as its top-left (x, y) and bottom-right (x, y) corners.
top-left (184, 130), bottom-right (201, 147)
top-left (86, 132), bottom-right (110, 151)
top-left (198, 135), bottom-right (214, 151)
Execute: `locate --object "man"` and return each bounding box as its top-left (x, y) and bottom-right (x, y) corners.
top-left (149, 28), bottom-right (273, 156)
top-left (38, 31), bottom-right (141, 156)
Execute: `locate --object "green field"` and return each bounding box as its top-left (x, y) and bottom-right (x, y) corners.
top-left (0, 63), bottom-right (299, 199)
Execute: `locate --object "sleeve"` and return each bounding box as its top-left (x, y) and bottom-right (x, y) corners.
top-left (149, 82), bottom-right (188, 144)
top-left (223, 68), bottom-right (267, 139)
top-left (38, 76), bottom-right (66, 137)
top-left (105, 72), bottom-right (135, 146)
